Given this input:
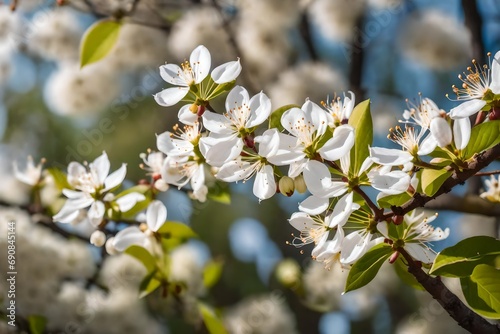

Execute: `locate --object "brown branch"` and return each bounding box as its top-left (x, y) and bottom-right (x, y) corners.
top-left (353, 186), bottom-right (383, 218)
top-left (475, 170), bottom-right (500, 176)
top-left (424, 193), bottom-right (500, 217)
top-left (461, 0), bottom-right (485, 63)
top-left (399, 248), bottom-right (500, 334)
top-left (32, 213), bottom-right (90, 242)
top-left (382, 143), bottom-right (500, 220)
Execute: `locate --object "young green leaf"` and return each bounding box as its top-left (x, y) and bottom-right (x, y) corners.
top-left (344, 243), bottom-right (393, 293)
top-left (157, 221), bottom-right (198, 240)
top-left (420, 168), bottom-right (451, 197)
top-left (348, 99), bottom-right (373, 175)
top-left (125, 245), bottom-right (157, 273)
top-left (46, 167), bottom-right (72, 191)
top-left (268, 104), bottom-right (300, 131)
top-left (80, 20), bottom-right (121, 68)
top-left (460, 265), bottom-right (500, 319)
top-left (198, 302), bottom-right (228, 334)
top-left (394, 257), bottom-right (424, 290)
top-left (377, 192), bottom-right (412, 209)
top-left (430, 236), bottom-right (500, 277)
top-left (139, 270), bottom-right (162, 298)
top-left (28, 315), bottom-right (47, 334)
top-left (462, 120), bottom-right (500, 159)
top-left (203, 259), bottom-right (224, 288)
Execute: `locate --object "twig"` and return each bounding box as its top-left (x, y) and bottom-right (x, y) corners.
top-left (352, 186), bottom-right (383, 218)
top-left (424, 193), bottom-right (500, 217)
top-left (399, 248), bottom-right (500, 333)
top-left (381, 143), bottom-right (500, 220)
top-left (475, 170), bottom-right (500, 176)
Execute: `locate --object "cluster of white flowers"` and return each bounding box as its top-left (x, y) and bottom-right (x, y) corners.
top-left (146, 45), bottom-right (455, 269)
top-left (398, 10), bottom-right (472, 70)
top-left (223, 293), bottom-right (299, 334)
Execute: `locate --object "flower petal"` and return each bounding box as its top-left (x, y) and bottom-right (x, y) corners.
top-left (303, 160), bottom-right (348, 198)
top-left (319, 125), bottom-right (354, 161)
top-left (88, 200), bottom-right (105, 227)
top-left (490, 50), bottom-right (500, 94)
top-left (147, 200), bottom-right (167, 232)
top-left (253, 165), bottom-right (276, 200)
top-left (417, 133), bottom-right (437, 155)
top-left (212, 59), bottom-right (242, 84)
top-left (203, 136), bottom-right (243, 167)
top-left (340, 232), bottom-right (369, 265)
top-left (303, 100), bottom-right (329, 136)
top-left (156, 131), bottom-right (193, 156)
top-left (405, 243), bottom-right (436, 264)
top-left (299, 196), bottom-right (329, 215)
top-left (453, 117), bottom-right (471, 150)
top-left (115, 192), bottom-right (146, 212)
top-left (430, 118), bottom-right (452, 148)
top-left (289, 212), bottom-right (315, 232)
top-left (104, 163), bottom-right (127, 191)
top-left (113, 226), bottom-right (147, 252)
top-left (371, 170), bottom-right (410, 195)
top-left (327, 192), bottom-right (358, 228)
top-left (202, 110), bottom-right (233, 134)
top-left (216, 160), bottom-right (255, 182)
top-left (246, 91), bottom-right (272, 128)
top-left (154, 87), bottom-right (189, 107)
top-left (190, 45), bottom-right (211, 84)
top-left (178, 104), bottom-right (199, 125)
top-left (370, 147), bottom-right (413, 166)
top-left (449, 99), bottom-right (486, 119)
top-left (159, 64), bottom-right (189, 86)
top-left (92, 152), bottom-right (110, 185)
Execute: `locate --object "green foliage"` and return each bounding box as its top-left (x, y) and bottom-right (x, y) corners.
top-left (207, 182), bottom-right (231, 204)
top-left (463, 120), bottom-right (500, 159)
top-left (420, 168), bottom-right (451, 197)
top-left (394, 257), bottom-right (424, 290)
top-left (198, 302), bottom-right (228, 334)
top-left (377, 192), bottom-right (412, 209)
top-left (348, 99), bottom-right (373, 176)
top-left (206, 79), bottom-right (237, 101)
top-left (268, 104), bottom-right (300, 132)
top-left (28, 315), bottom-right (47, 334)
top-left (46, 167), bottom-right (71, 191)
top-left (125, 245), bottom-right (157, 273)
top-left (460, 265), bottom-right (500, 319)
top-left (203, 259), bottom-right (224, 288)
top-left (344, 243), bottom-right (393, 293)
top-left (430, 236), bottom-right (500, 277)
top-left (157, 221), bottom-right (198, 240)
top-left (80, 19), bottom-right (121, 68)
top-left (139, 270), bottom-right (162, 298)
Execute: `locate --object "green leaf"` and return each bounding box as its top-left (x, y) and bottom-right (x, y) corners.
top-left (269, 104), bottom-right (300, 131)
top-left (198, 302), bottom-right (228, 334)
top-left (348, 99), bottom-right (373, 175)
top-left (377, 192), bottom-right (412, 209)
top-left (80, 19), bottom-right (121, 68)
top-left (28, 315), bottom-right (47, 334)
top-left (125, 245), bottom-right (157, 273)
top-left (206, 79), bottom-right (236, 100)
top-left (344, 243), bottom-right (393, 293)
top-left (461, 265), bottom-right (500, 319)
top-left (394, 257), bottom-right (424, 290)
top-left (463, 120), bottom-right (500, 159)
top-left (115, 185), bottom-right (150, 198)
top-left (139, 270), bottom-right (162, 298)
top-left (203, 260), bottom-right (224, 288)
top-left (207, 182), bottom-right (231, 204)
top-left (46, 167), bottom-right (71, 191)
top-left (420, 168), bottom-right (451, 197)
top-left (430, 236), bottom-right (500, 277)
top-left (157, 221), bottom-right (198, 240)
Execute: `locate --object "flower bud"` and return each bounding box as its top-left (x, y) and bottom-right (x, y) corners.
top-left (90, 230), bottom-right (106, 247)
top-left (105, 236), bottom-right (118, 255)
top-left (294, 174), bottom-right (307, 194)
top-left (275, 259), bottom-right (301, 288)
top-left (279, 176), bottom-right (295, 196)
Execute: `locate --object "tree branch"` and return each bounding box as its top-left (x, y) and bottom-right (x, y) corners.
top-left (299, 11), bottom-right (319, 61)
top-left (399, 248), bottom-right (500, 333)
top-left (382, 143), bottom-right (500, 220)
top-left (461, 0), bottom-right (485, 63)
top-left (349, 13), bottom-right (366, 101)
top-left (423, 193), bottom-right (500, 217)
